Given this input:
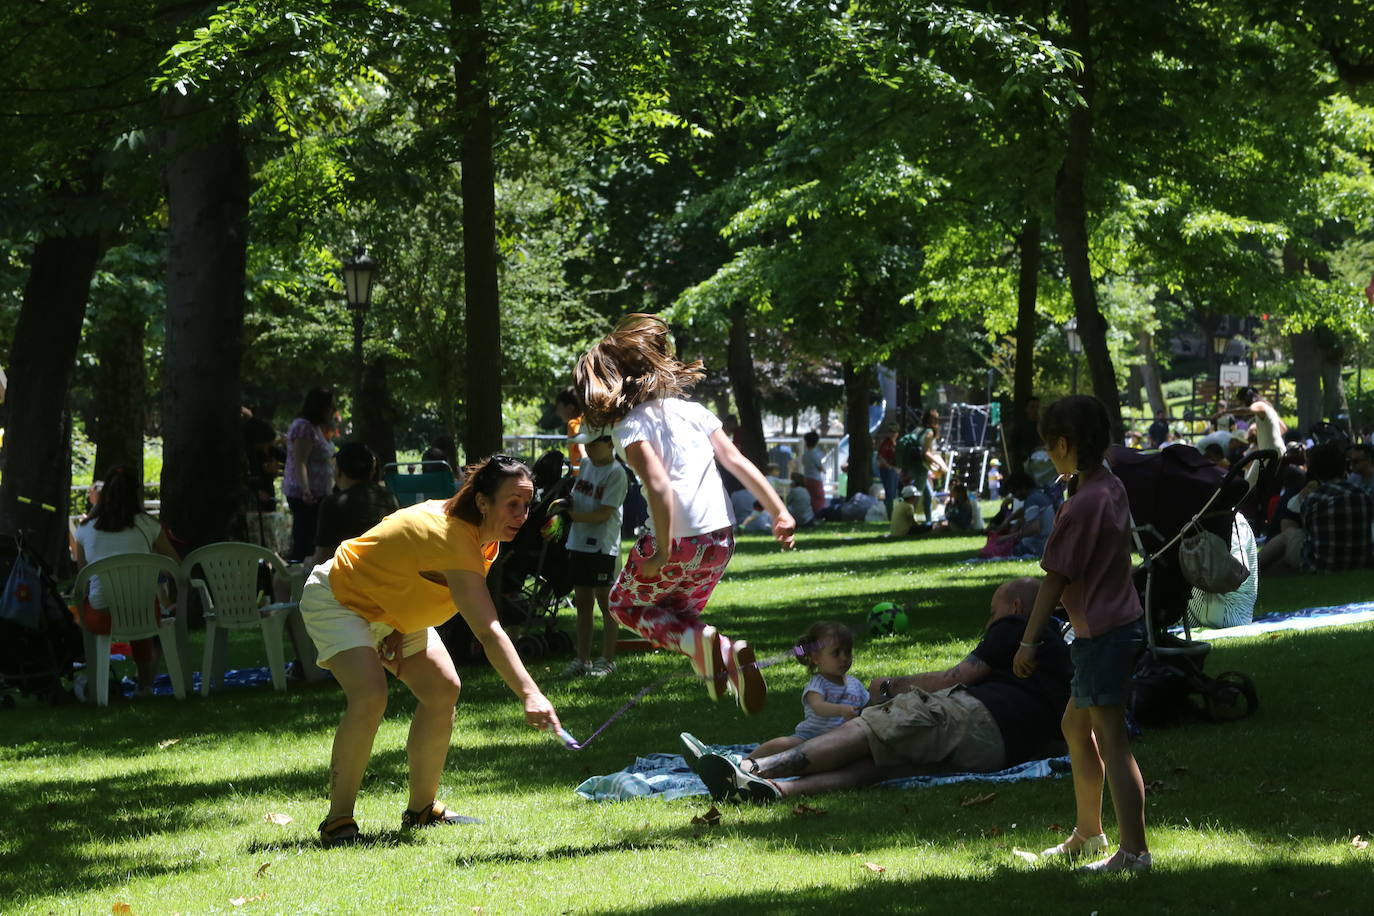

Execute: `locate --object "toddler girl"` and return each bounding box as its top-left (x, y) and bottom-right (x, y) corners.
top-left (1013, 394), bottom-right (1150, 872)
top-left (573, 314), bottom-right (796, 714)
top-left (748, 621), bottom-right (868, 759)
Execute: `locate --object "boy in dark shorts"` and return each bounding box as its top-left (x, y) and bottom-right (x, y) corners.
top-left (557, 426), bottom-right (628, 677)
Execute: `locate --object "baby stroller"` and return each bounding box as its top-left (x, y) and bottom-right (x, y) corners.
top-left (1108, 445), bottom-right (1278, 727)
top-left (0, 534), bottom-right (82, 708)
top-left (438, 454), bottom-right (575, 664)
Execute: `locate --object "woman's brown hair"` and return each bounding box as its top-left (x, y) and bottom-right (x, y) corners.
top-left (573, 313), bottom-right (705, 428)
top-left (1038, 394), bottom-right (1111, 472)
top-left (444, 455), bottom-right (532, 524)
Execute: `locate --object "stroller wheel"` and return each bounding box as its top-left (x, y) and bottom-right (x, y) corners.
top-left (548, 630), bottom-right (574, 656)
top-left (514, 634), bottom-right (544, 662)
top-left (1204, 670), bottom-right (1258, 722)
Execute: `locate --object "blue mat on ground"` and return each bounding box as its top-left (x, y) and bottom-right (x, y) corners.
top-left (574, 743), bottom-right (1069, 802)
top-left (1180, 601), bottom-right (1374, 641)
top-left (105, 665), bottom-right (287, 698)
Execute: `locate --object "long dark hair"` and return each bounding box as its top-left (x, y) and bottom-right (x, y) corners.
top-left (1039, 394), bottom-right (1111, 472)
top-left (85, 465), bottom-right (146, 533)
top-left (573, 313), bottom-right (705, 428)
top-left (444, 455), bottom-right (532, 525)
top-left (297, 387), bottom-right (335, 425)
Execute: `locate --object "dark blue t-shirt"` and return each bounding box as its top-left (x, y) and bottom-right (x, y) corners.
top-left (965, 615), bottom-right (1072, 765)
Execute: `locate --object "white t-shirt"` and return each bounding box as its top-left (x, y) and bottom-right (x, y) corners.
top-left (567, 458), bottom-right (628, 556)
top-left (614, 398), bottom-right (731, 539)
top-left (73, 513), bottom-right (163, 608)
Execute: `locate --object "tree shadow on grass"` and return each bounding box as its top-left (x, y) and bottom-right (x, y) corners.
top-left (578, 860), bottom-right (1372, 915)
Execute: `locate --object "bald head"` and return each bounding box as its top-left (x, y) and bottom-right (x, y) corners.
top-left (988, 577), bottom-right (1040, 626)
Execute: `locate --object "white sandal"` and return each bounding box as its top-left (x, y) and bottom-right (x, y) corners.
top-left (1041, 827), bottom-right (1109, 858)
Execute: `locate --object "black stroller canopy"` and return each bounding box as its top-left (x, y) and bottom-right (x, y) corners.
top-left (1108, 445), bottom-right (1243, 548)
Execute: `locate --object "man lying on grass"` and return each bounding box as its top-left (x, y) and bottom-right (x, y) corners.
top-left (686, 577), bottom-right (1071, 801)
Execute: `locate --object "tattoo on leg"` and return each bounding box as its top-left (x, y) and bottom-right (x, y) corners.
top-left (760, 748), bottom-right (810, 778)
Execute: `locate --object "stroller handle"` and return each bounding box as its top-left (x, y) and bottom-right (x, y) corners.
top-left (1219, 448), bottom-right (1279, 488)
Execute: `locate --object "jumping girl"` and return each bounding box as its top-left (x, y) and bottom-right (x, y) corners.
top-left (573, 314), bottom-right (796, 714)
top-left (1013, 395), bottom-right (1150, 872)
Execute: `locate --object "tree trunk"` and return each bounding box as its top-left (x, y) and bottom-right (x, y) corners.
top-left (842, 361), bottom-right (873, 498)
top-left (162, 106), bottom-right (249, 551)
top-left (92, 307), bottom-right (147, 481)
top-left (1314, 326), bottom-right (1349, 423)
top-left (1053, 0), bottom-right (1123, 440)
top-left (1289, 329), bottom-right (1322, 436)
top-left (0, 180), bottom-right (105, 571)
top-left (453, 0), bottom-right (503, 460)
top-left (356, 355), bottom-right (398, 471)
top-left (726, 302), bottom-right (767, 469)
top-left (1138, 330), bottom-right (1166, 418)
top-left (1011, 216), bottom-right (1040, 467)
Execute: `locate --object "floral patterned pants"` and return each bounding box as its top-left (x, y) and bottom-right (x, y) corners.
top-left (608, 527), bottom-right (736, 679)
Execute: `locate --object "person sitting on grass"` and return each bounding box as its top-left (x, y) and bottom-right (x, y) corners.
top-left (786, 472), bottom-right (816, 528)
top-left (933, 482), bottom-right (984, 533)
top-left (1258, 441), bottom-right (1374, 573)
top-left (687, 577), bottom-right (1069, 803)
top-left (887, 485), bottom-right (928, 538)
top-left (693, 621), bottom-right (868, 765)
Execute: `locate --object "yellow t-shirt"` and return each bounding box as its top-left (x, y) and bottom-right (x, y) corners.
top-left (328, 500), bottom-right (497, 632)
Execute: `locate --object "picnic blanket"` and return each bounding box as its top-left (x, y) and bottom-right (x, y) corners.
top-left (574, 743), bottom-right (1070, 802)
top-left (1181, 601), bottom-right (1374, 641)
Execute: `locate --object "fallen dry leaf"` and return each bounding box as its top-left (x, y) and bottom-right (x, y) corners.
top-left (1012, 848), bottom-right (1039, 864)
top-left (157, 738), bottom-right (179, 749)
top-left (1144, 780), bottom-right (1170, 794)
top-left (982, 825), bottom-right (1003, 838)
top-left (254, 862), bottom-right (271, 878)
top-left (263, 813), bottom-right (293, 826)
top-left (1048, 822), bottom-right (1065, 833)
top-left (861, 862), bottom-right (886, 874)
top-left (1352, 835), bottom-right (1369, 851)
top-left (960, 792), bottom-right (997, 807)
top-left (229, 894), bottom-right (266, 907)
top-left (112, 904), bottom-right (133, 915)
top-left (690, 806), bottom-right (721, 826)
top-left (791, 803), bottom-right (825, 817)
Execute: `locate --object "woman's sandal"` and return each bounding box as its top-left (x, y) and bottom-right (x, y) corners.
top-left (401, 801), bottom-right (484, 828)
top-left (1041, 827), bottom-right (1109, 858)
top-left (318, 815), bottom-right (361, 848)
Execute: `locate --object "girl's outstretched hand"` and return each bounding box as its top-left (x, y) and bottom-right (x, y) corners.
top-left (772, 511), bottom-right (797, 550)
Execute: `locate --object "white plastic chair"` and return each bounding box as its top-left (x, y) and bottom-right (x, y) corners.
top-left (70, 553), bottom-right (188, 706)
top-left (183, 542), bottom-right (296, 695)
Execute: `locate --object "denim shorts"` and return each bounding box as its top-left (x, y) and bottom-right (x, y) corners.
top-left (1069, 618), bottom-right (1145, 708)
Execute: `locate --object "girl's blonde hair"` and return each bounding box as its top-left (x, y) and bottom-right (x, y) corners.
top-left (795, 620), bottom-right (854, 674)
top-left (573, 313), bottom-right (705, 428)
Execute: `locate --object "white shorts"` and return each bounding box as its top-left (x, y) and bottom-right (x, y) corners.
top-left (299, 559), bottom-right (440, 669)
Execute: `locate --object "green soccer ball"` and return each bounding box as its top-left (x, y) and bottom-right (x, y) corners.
top-left (867, 601), bottom-right (909, 636)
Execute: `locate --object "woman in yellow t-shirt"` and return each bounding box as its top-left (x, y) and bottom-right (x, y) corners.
top-left (302, 455), bottom-right (561, 846)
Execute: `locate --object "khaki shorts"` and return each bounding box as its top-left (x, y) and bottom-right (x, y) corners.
top-left (852, 686), bottom-right (1005, 773)
top-left (299, 559), bottom-right (439, 670)
top-left (1283, 528), bottom-right (1306, 569)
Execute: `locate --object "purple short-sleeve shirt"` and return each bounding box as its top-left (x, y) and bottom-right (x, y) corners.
top-left (1040, 470), bottom-right (1143, 638)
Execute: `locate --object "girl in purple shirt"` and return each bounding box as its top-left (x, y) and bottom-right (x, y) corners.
top-left (1012, 395), bottom-right (1151, 873)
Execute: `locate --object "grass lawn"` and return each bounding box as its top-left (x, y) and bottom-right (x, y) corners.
top-left (3, 524), bottom-right (1372, 914)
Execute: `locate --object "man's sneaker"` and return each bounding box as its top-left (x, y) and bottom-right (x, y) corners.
top-left (680, 732), bottom-right (709, 772)
top-left (1079, 849), bottom-right (1152, 873)
top-left (561, 658), bottom-right (588, 678)
top-left (697, 752), bottom-right (780, 803)
top-left (589, 658), bottom-right (616, 677)
top-left (695, 626), bottom-right (726, 701)
top-left (695, 752), bottom-right (739, 801)
top-left (730, 640), bottom-right (767, 715)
